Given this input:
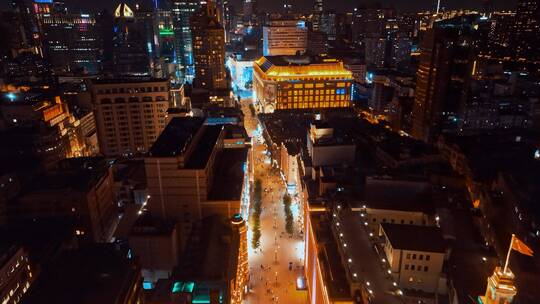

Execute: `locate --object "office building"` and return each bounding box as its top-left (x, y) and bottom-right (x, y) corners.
top-left (145, 117), bottom-right (250, 237)
top-left (320, 10), bottom-right (336, 41)
top-left (343, 58), bottom-right (366, 84)
top-left (263, 20), bottom-right (307, 56)
top-left (352, 5), bottom-right (395, 42)
top-left (306, 121), bottom-right (355, 167)
top-left (41, 12), bottom-right (100, 74)
top-left (190, 2), bottom-right (228, 90)
top-left (112, 3), bottom-right (154, 76)
top-left (129, 216), bottom-right (179, 286)
top-left (359, 178), bottom-right (432, 233)
top-left (90, 78), bottom-right (170, 156)
top-left (312, 0), bottom-right (323, 31)
top-left (0, 91), bottom-right (86, 162)
top-left (488, 11), bottom-right (515, 59)
top-left (379, 223), bottom-right (446, 294)
top-left (13, 157), bottom-right (116, 243)
top-left (22, 245), bottom-right (144, 304)
top-left (411, 17), bottom-right (476, 142)
top-left (253, 55), bottom-right (353, 113)
top-left (0, 245), bottom-right (33, 304)
top-left (243, 0), bottom-right (257, 20)
top-left (147, 214), bottom-right (248, 304)
top-left (512, 0), bottom-right (540, 62)
top-left (171, 0), bottom-right (200, 83)
top-left (307, 30), bottom-right (328, 55)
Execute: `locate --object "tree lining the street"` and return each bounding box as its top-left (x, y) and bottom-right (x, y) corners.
top-left (250, 179), bottom-right (263, 248)
top-left (283, 193), bottom-right (294, 235)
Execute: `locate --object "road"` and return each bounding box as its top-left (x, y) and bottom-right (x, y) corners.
top-left (241, 98), bottom-right (308, 304)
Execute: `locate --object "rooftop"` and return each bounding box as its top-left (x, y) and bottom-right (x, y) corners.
top-left (149, 117), bottom-right (205, 157)
top-left (309, 212), bottom-right (351, 299)
top-left (362, 178), bottom-right (433, 213)
top-left (24, 157), bottom-right (109, 193)
top-left (208, 148), bottom-right (249, 201)
top-left (381, 223), bottom-right (446, 253)
top-left (22, 245), bottom-right (139, 304)
top-left (185, 125), bottom-right (223, 169)
top-left (175, 215), bottom-right (236, 281)
top-left (255, 55), bottom-right (352, 79)
top-left (91, 77), bottom-right (168, 85)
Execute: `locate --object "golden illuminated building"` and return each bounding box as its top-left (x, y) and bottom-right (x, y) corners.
top-left (0, 91), bottom-right (87, 160)
top-left (479, 267), bottom-right (517, 304)
top-left (230, 214), bottom-right (248, 304)
top-left (253, 55), bottom-right (353, 113)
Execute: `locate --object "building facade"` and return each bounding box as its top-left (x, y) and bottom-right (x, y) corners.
top-left (41, 12), bottom-right (101, 74)
top-left (0, 246), bottom-right (33, 304)
top-left (172, 0), bottom-right (200, 83)
top-left (91, 78), bottom-right (170, 156)
top-left (253, 55), bottom-right (353, 113)
top-left (411, 17), bottom-right (475, 142)
top-left (112, 3), bottom-right (154, 76)
top-left (380, 223), bottom-right (446, 294)
top-left (190, 2), bottom-right (228, 90)
top-left (263, 20), bottom-right (308, 56)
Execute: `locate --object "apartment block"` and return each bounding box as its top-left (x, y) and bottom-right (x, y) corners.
top-left (91, 78), bottom-right (170, 156)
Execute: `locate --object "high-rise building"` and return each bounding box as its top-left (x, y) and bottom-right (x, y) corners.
top-left (243, 0), bottom-right (257, 21)
top-left (320, 10), bottom-right (336, 41)
top-left (488, 11), bottom-right (516, 59)
top-left (190, 2), bottom-right (227, 90)
top-left (307, 30), bottom-right (328, 55)
top-left (253, 55), bottom-right (353, 113)
top-left (145, 117), bottom-right (250, 238)
top-left (0, 91), bottom-right (86, 162)
top-left (15, 157), bottom-right (116, 243)
top-left (171, 0), bottom-right (200, 83)
top-left (512, 0), bottom-right (540, 62)
top-left (41, 12), bottom-right (101, 74)
top-left (112, 3), bottom-right (154, 76)
top-left (411, 17), bottom-right (476, 142)
top-left (312, 0), bottom-right (323, 31)
top-left (0, 245), bottom-right (34, 304)
top-left (90, 78), bottom-right (170, 156)
top-left (154, 9), bottom-right (176, 79)
top-left (352, 5), bottom-right (395, 43)
top-left (263, 20), bottom-right (307, 56)
top-left (10, 0), bottom-right (44, 56)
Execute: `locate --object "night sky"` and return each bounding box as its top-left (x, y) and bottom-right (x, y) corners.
top-left (1, 0), bottom-right (517, 13)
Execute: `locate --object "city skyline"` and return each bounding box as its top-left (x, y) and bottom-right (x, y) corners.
top-left (0, 0), bottom-right (538, 303)
top-left (0, 0), bottom-right (518, 13)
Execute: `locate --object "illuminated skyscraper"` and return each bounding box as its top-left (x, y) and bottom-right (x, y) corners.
top-left (243, 0), bottom-right (257, 21)
top-left (41, 13), bottom-right (101, 74)
top-left (190, 2), bottom-right (227, 90)
top-left (312, 0), bottom-right (323, 31)
top-left (263, 20), bottom-right (308, 56)
top-left (512, 0), bottom-right (540, 62)
top-left (411, 17), bottom-right (475, 142)
top-left (171, 0), bottom-right (200, 83)
top-left (112, 3), bottom-right (154, 76)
